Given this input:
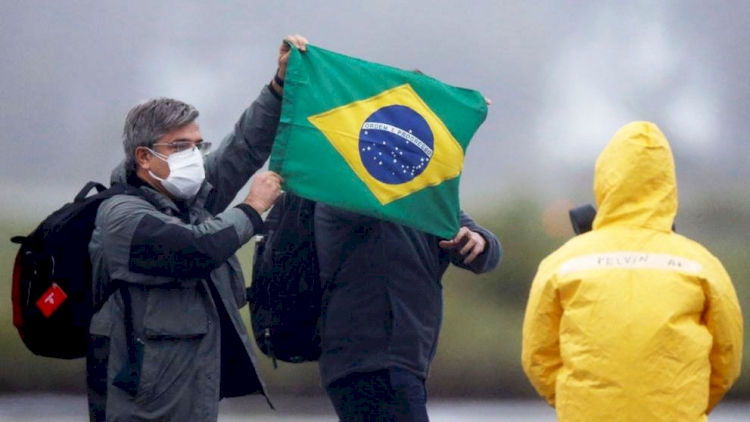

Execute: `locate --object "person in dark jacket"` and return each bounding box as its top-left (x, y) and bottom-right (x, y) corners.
top-left (86, 35), bottom-right (308, 421)
top-left (315, 204), bottom-right (502, 421)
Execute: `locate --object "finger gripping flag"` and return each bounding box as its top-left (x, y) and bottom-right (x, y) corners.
top-left (271, 44), bottom-right (487, 239)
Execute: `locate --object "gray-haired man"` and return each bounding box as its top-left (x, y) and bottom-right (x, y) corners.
top-left (86, 35), bottom-right (308, 421)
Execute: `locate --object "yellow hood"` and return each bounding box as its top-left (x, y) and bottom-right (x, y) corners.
top-left (593, 121), bottom-right (677, 232)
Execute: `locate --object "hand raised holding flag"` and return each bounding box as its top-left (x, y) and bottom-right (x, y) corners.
top-left (272, 34), bottom-right (309, 95)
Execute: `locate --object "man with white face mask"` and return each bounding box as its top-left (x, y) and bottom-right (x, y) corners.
top-left (145, 142), bottom-right (208, 199)
top-left (86, 35), bottom-right (309, 421)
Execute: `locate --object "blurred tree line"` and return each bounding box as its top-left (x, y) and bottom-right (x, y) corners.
top-left (1, 195), bottom-right (748, 401)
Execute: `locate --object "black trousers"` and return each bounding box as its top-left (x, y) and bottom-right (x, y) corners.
top-left (86, 334), bottom-right (110, 422)
top-left (325, 367), bottom-right (429, 422)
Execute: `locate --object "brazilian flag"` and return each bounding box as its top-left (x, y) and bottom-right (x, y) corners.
top-left (270, 44), bottom-right (488, 239)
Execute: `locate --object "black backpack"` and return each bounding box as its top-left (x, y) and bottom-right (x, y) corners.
top-left (247, 192), bottom-right (322, 367)
top-left (11, 181), bottom-right (147, 359)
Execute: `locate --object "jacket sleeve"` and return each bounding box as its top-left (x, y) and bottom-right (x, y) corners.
top-left (203, 85), bottom-right (282, 214)
top-left (703, 257), bottom-right (744, 413)
top-left (521, 261), bottom-right (563, 407)
top-left (446, 210), bottom-right (502, 273)
top-left (96, 195), bottom-right (261, 284)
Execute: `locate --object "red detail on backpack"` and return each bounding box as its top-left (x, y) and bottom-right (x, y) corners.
top-left (36, 283), bottom-right (68, 318)
top-left (12, 251), bottom-right (24, 337)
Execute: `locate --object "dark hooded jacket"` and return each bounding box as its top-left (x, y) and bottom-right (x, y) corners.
top-left (314, 204), bottom-right (502, 386)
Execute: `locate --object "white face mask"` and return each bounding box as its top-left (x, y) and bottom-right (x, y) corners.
top-left (147, 147), bottom-right (206, 199)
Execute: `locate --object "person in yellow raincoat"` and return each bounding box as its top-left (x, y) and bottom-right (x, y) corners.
top-left (521, 121), bottom-right (743, 421)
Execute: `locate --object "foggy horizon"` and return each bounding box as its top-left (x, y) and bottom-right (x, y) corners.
top-left (3, 1), bottom-right (749, 221)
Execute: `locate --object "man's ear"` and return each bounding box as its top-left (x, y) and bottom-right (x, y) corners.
top-left (135, 147), bottom-right (152, 170)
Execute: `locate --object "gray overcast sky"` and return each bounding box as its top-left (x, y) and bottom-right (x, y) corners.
top-left (2, 1), bottom-right (749, 221)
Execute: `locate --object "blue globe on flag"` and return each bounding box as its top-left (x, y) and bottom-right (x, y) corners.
top-left (358, 105), bottom-right (434, 185)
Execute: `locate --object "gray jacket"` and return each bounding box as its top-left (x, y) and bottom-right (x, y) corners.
top-left (88, 86), bottom-right (280, 421)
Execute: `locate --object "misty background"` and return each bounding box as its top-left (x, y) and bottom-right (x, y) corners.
top-left (1, 0), bottom-right (749, 417)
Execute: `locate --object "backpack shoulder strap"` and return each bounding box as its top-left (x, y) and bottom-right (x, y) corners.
top-left (92, 182), bottom-right (157, 395)
top-left (74, 182), bottom-right (108, 202)
top-left (105, 183), bottom-right (163, 210)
